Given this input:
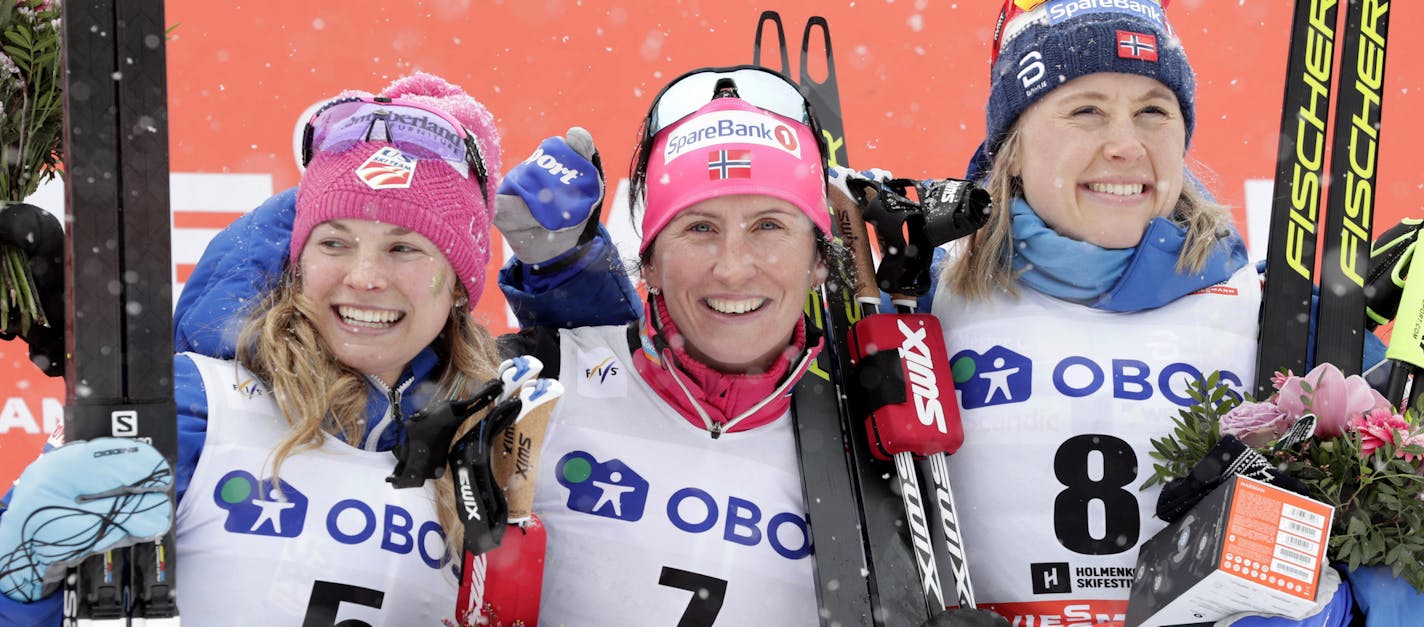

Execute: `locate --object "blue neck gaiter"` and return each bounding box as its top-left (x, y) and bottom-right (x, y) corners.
top-left (1007, 196), bottom-right (1250, 312)
top-left (1009, 197), bottom-right (1132, 303)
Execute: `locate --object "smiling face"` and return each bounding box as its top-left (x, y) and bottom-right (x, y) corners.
top-left (642, 195), bottom-right (827, 374)
top-left (1010, 72), bottom-right (1187, 249)
top-left (299, 219), bottom-right (457, 386)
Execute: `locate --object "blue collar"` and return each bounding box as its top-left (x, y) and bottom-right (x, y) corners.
top-left (1010, 197), bottom-right (1249, 312)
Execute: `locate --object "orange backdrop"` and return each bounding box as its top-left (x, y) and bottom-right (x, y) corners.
top-left (3, 1), bottom-right (1422, 487)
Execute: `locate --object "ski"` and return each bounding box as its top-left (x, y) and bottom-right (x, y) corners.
top-left (755, 12), bottom-right (935, 625)
top-left (753, 12), bottom-right (876, 626)
top-left (1313, 0), bottom-right (1390, 375)
top-left (1255, 0), bottom-right (1341, 397)
top-left (60, 1), bottom-right (178, 625)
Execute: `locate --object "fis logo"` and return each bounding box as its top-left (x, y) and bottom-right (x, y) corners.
top-left (214, 470), bottom-right (308, 537)
top-left (233, 377), bottom-right (268, 399)
top-left (556, 451), bottom-right (649, 522)
top-left (577, 348), bottom-right (626, 398)
top-left (952, 346), bottom-right (1033, 409)
top-left (898, 318), bottom-right (947, 434)
top-left (585, 356), bottom-right (619, 383)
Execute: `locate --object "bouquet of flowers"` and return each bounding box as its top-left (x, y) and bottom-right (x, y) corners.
top-left (0, 0), bottom-right (63, 336)
top-left (1144, 364), bottom-right (1424, 592)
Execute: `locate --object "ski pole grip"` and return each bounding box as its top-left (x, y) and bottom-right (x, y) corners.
top-left (848, 313), bottom-right (964, 460)
top-left (829, 183), bottom-right (881, 303)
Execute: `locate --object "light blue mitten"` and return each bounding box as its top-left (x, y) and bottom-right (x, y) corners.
top-left (0, 438), bottom-right (173, 602)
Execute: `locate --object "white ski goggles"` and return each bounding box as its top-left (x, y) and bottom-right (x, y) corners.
top-left (646, 65), bottom-right (814, 135)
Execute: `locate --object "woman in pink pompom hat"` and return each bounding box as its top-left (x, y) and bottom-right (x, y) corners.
top-left (0, 71), bottom-right (520, 626)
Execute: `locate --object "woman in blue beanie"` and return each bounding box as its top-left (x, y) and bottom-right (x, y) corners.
top-left (929, 1), bottom-right (1377, 626)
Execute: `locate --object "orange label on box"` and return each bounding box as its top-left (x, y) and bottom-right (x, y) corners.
top-left (1220, 477), bottom-right (1332, 602)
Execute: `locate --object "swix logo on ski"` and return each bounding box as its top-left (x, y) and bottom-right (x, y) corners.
top-left (898, 318), bottom-right (947, 434)
top-left (1044, 0), bottom-right (1166, 29)
top-left (555, 450), bottom-right (811, 560)
top-left (952, 345), bottom-right (1244, 408)
top-left (661, 110), bottom-right (800, 163)
top-left (213, 469), bottom-right (447, 569)
top-left (577, 347), bottom-right (626, 398)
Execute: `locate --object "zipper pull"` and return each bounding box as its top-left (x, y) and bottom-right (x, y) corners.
top-left (709, 422), bottom-right (724, 440)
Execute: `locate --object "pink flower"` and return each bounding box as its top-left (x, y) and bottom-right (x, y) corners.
top-left (1220, 400), bottom-right (1295, 448)
top-left (1350, 409), bottom-right (1410, 458)
top-left (1400, 432), bottom-right (1424, 464)
top-left (1275, 363), bottom-right (1392, 438)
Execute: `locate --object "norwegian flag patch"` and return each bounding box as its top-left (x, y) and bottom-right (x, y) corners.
top-left (1117, 30), bottom-right (1159, 62)
top-left (356, 146), bottom-right (417, 189)
top-left (707, 149), bottom-right (752, 180)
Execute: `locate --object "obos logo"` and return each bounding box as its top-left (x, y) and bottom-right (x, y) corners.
top-left (952, 346), bottom-right (1033, 409)
top-left (952, 345), bottom-right (1245, 408)
top-left (556, 451), bottom-right (812, 560)
top-left (577, 347), bottom-right (626, 398)
top-left (214, 470), bottom-right (309, 537)
top-left (557, 451), bottom-right (649, 522)
top-left (212, 469), bottom-right (448, 569)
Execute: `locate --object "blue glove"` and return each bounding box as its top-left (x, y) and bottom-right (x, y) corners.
top-left (1216, 566), bottom-right (1352, 627)
top-left (493, 128), bottom-right (604, 266)
top-left (1345, 565), bottom-right (1424, 627)
top-left (0, 438), bottom-right (173, 602)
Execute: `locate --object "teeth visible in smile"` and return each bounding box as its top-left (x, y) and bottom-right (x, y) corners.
top-left (1088, 183), bottom-right (1144, 196)
top-left (706, 298), bottom-right (765, 314)
top-left (339, 306), bottom-right (402, 327)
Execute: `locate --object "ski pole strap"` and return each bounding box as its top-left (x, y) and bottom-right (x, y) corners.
top-left (1365, 217), bottom-right (1423, 328)
top-left (854, 177), bottom-right (991, 298)
top-left (848, 313), bottom-right (965, 460)
top-left (387, 379), bottom-right (503, 489)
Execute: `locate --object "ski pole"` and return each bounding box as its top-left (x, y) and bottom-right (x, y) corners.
top-left (754, 12), bottom-right (879, 625)
top-left (1384, 237), bottom-right (1424, 411)
top-left (841, 177), bottom-right (991, 611)
top-left (832, 185), bottom-right (950, 613)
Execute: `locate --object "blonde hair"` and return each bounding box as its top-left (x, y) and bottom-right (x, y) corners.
top-left (945, 128), bottom-right (1234, 301)
top-left (235, 270), bottom-right (500, 564)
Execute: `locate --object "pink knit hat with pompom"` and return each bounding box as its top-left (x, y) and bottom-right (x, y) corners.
top-left (292, 72), bottom-right (503, 303)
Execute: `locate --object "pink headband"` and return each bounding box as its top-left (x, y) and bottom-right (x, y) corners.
top-left (641, 98), bottom-right (828, 253)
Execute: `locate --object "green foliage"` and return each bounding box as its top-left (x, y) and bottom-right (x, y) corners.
top-left (0, 0), bottom-right (62, 336)
top-left (1144, 372), bottom-right (1424, 592)
top-left (0, 0), bottom-right (63, 202)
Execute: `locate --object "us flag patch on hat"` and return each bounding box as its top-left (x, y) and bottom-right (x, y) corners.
top-left (707, 149), bottom-right (752, 180)
top-left (1117, 30), bottom-right (1159, 62)
top-left (356, 146), bottom-right (417, 189)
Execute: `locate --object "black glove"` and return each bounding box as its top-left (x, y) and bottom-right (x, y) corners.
top-left (1155, 434), bottom-right (1310, 523)
top-left (0, 202), bottom-right (65, 377)
top-left (920, 608), bottom-right (1011, 627)
top-left (1364, 217), bottom-right (1423, 329)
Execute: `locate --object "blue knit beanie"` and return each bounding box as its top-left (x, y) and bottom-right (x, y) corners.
top-left (967, 0), bottom-right (1195, 181)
